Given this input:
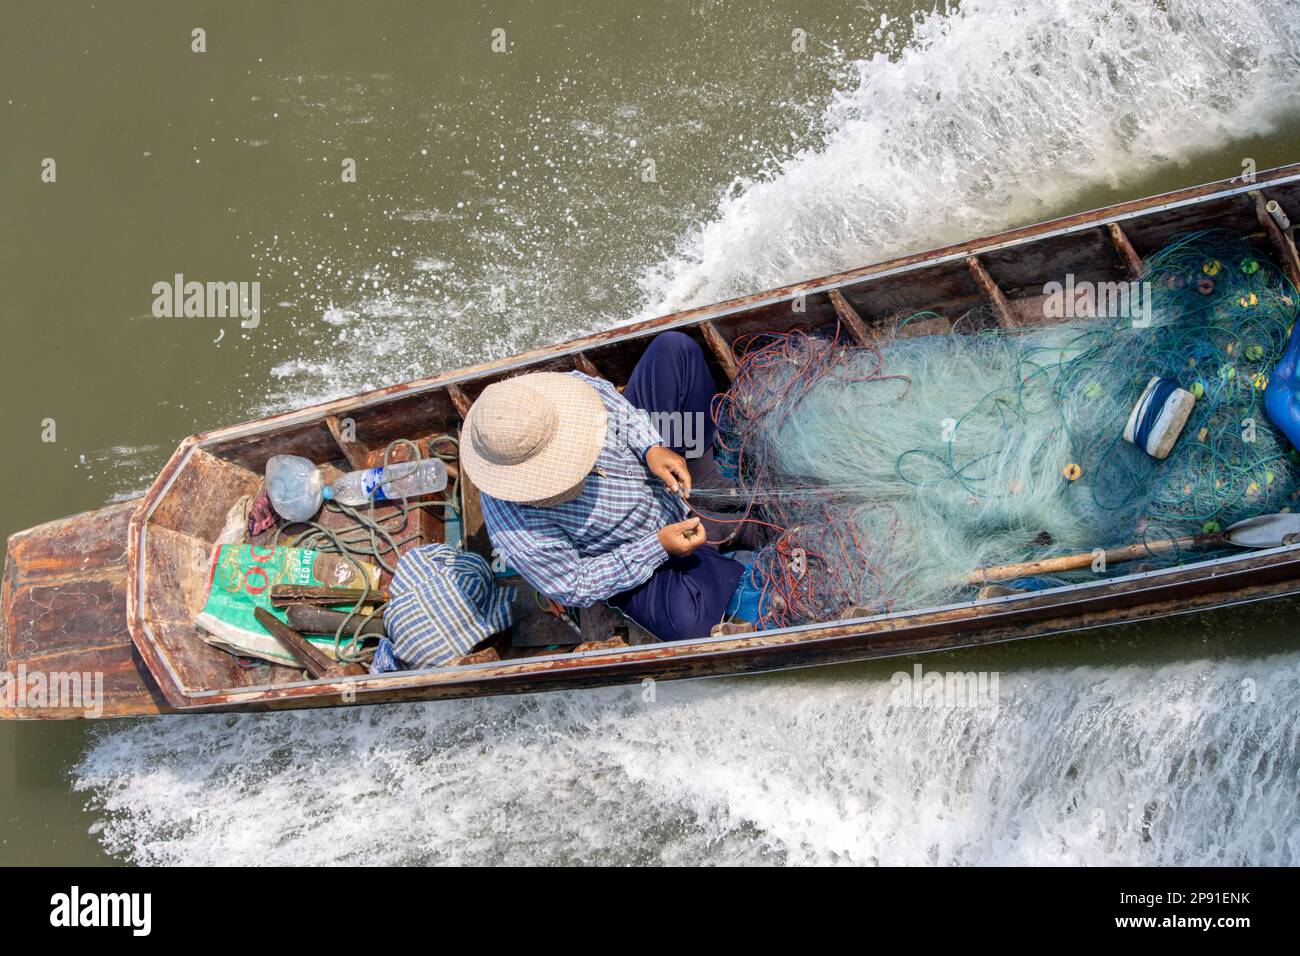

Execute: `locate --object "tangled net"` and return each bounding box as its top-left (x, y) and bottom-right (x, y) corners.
top-left (708, 231), bottom-right (1300, 628)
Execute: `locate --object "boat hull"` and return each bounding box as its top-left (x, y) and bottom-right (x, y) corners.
top-left (4, 163), bottom-right (1300, 717)
top-left (152, 544), bottom-right (1300, 713)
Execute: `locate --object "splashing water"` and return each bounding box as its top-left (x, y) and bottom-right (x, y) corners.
top-left (637, 0), bottom-right (1300, 312)
top-left (76, 0), bottom-right (1300, 863)
top-left (74, 655), bottom-right (1298, 865)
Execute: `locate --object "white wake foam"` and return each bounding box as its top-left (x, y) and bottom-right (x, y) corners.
top-left (636, 0), bottom-right (1300, 312)
top-left (75, 657), bottom-right (1298, 865)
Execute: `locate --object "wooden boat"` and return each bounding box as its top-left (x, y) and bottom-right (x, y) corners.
top-left (5, 164), bottom-right (1300, 719)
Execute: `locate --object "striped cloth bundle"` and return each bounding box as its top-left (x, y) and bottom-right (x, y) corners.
top-left (383, 545), bottom-right (516, 670)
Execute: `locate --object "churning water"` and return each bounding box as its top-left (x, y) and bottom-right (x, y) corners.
top-left (69, 0), bottom-right (1300, 864)
top-left (75, 652), bottom-right (1299, 865)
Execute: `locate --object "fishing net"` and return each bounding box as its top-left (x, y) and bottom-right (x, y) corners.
top-left (709, 231), bottom-right (1300, 628)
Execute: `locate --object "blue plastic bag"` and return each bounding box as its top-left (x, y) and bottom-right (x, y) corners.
top-left (1264, 322), bottom-right (1300, 451)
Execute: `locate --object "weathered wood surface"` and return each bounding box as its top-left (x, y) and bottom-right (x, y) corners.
top-left (827, 289), bottom-right (873, 345)
top-left (254, 607), bottom-right (337, 676)
top-left (325, 414), bottom-right (370, 470)
top-left (129, 447), bottom-right (307, 701)
top-left (965, 255), bottom-right (1017, 328)
top-left (446, 384), bottom-right (473, 419)
top-left (1107, 222), bottom-right (1144, 278)
top-left (968, 533), bottom-right (1225, 584)
top-left (253, 607), bottom-right (367, 679)
top-left (1251, 190), bottom-right (1300, 291)
top-left (573, 352), bottom-right (602, 378)
top-left (698, 321), bottom-right (738, 380)
top-left (454, 443), bottom-right (492, 558)
top-left (270, 585), bottom-right (388, 607)
top-left (1, 501), bottom-right (172, 718)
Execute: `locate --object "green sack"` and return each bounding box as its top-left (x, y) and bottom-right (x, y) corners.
top-left (194, 544), bottom-right (380, 666)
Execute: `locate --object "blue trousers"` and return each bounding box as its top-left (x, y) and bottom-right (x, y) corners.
top-left (609, 332), bottom-right (745, 641)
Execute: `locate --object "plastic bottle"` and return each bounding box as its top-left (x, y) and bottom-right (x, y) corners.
top-left (328, 459), bottom-right (447, 506)
top-left (265, 455), bottom-right (327, 523)
top-left (265, 455), bottom-right (448, 520)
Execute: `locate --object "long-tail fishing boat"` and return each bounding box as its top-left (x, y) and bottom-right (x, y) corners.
top-left (4, 164), bottom-right (1300, 718)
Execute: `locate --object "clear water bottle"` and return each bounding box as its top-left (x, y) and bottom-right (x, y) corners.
top-left (327, 459), bottom-right (448, 506)
top-left (265, 455), bottom-right (448, 522)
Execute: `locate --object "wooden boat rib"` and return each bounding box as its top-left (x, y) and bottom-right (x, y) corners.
top-left (5, 164), bottom-right (1300, 718)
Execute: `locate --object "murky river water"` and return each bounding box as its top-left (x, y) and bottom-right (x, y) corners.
top-left (2, 0), bottom-right (1298, 864)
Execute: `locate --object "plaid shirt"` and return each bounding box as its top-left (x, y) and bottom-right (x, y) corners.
top-left (479, 373), bottom-right (687, 607)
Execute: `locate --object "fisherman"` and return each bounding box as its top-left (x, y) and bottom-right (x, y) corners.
top-left (460, 332), bottom-right (745, 641)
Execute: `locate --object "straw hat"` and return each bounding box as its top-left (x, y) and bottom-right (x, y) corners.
top-left (460, 372), bottom-right (607, 503)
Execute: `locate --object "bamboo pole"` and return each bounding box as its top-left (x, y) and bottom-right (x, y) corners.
top-left (967, 533), bottom-right (1224, 585)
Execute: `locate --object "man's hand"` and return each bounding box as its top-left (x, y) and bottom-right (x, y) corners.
top-left (658, 518), bottom-right (705, 557)
top-left (646, 445), bottom-right (692, 498)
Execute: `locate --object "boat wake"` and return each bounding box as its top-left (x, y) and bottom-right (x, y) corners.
top-left (246, 0), bottom-right (1300, 417)
top-left (73, 0), bottom-right (1300, 864)
top-left (636, 0), bottom-right (1300, 312)
top-left (75, 654), bottom-right (1299, 865)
